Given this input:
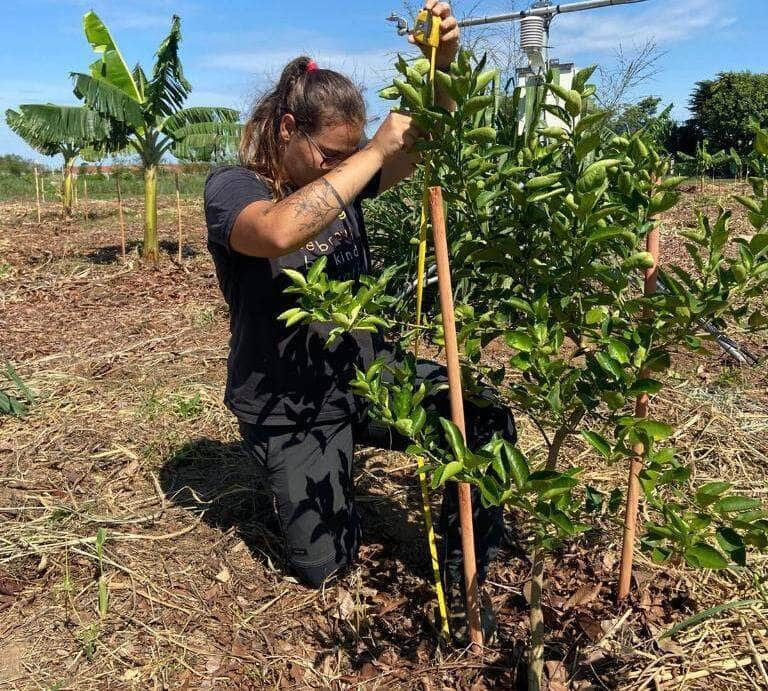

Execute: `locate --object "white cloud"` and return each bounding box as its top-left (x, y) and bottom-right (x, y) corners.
top-left (551, 0), bottom-right (735, 56)
top-left (203, 47), bottom-right (399, 91)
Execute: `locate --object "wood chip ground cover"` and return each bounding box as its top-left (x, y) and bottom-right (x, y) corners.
top-left (0, 186), bottom-right (766, 689)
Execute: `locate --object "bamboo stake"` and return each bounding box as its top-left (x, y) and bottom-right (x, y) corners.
top-left (73, 174), bottom-right (78, 208)
top-left (617, 223), bottom-right (660, 601)
top-left (41, 171), bottom-right (46, 204)
top-left (33, 166), bottom-right (41, 223)
top-left (428, 186), bottom-right (483, 651)
top-left (116, 176), bottom-right (126, 260)
top-left (175, 171), bottom-right (182, 263)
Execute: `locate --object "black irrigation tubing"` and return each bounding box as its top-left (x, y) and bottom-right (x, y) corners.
top-left (393, 263), bottom-right (760, 366)
top-left (655, 275), bottom-right (760, 366)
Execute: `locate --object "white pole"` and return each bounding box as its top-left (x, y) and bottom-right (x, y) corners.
top-left (458, 0), bottom-right (649, 28)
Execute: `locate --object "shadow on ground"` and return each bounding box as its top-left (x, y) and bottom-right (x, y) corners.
top-left (158, 438), bottom-right (428, 584)
top-left (85, 239), bottom-right (199, 264)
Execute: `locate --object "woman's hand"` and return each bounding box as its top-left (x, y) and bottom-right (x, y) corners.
top-left (408, 1), bottom-right (460, 69)
top-left (369, 112), bottom-right (422, 163)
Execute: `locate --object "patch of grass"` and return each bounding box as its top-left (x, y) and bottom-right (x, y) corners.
top-left (136, 387), bottom-right (165, 422)
top-left (172, 392), bottom-right (204, 420)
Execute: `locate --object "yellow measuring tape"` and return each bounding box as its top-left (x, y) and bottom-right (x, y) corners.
top-left (411, 9), bottom-right (450, 643)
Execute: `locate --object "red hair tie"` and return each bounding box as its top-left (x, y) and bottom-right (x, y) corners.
top-left (306, 60), bottom-right (319, 72)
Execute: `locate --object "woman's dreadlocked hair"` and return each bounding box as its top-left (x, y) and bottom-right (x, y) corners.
top-left (239, 56), bottom-right (366, 198)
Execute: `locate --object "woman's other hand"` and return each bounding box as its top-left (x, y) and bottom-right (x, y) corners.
top-left (370, 111), bottom-right (422, 163)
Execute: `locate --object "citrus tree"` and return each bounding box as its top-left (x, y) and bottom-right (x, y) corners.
top-left (281, 50), bottom-right (768, 689)
top-left (71, 11), bottom-right (240, 261)
top-left (5, 104), bottom-right (116, 215)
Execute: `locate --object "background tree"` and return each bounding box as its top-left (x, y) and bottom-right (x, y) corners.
top-left (688, 71), bottom-right (768, 155)
top-left (5, 104), bottom-right (116, 215)
top-left (71, 11), bottom-right (240, 262)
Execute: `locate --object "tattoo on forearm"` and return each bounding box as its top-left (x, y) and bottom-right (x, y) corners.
top-left (280, 177), bottom-right (341, 236)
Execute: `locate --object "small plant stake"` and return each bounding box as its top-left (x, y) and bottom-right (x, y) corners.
top-left (618, 222), bottom-right (660, 601)
top-left (116, 176), bottom-right (126, 260)
top-left (33, 166), bottom-right (41, 223)
top-left (429, 185), bottom-right (483, 650)
top-left (175, 170), bottom-right (183, 263)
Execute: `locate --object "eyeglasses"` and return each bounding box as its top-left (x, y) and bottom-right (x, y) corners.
top-left (300, 130), bottom-right (355, 169)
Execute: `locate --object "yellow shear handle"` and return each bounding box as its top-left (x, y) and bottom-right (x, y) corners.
top-left (411, 7), bottom-right (451, 644)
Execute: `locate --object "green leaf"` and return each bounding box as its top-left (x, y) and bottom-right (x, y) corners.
top-left (282, 268), bottom-right (307, 286)
top-left (574, 109), bottom-right (609, 136)
top-left (714, 496), bottom-right (762, 514)
top-left (548, 83), bottom-right (581, 117)
top-left (581, 431), bottom-right (611, 458)
top-left (378, 85), bottom-right (400, 100)
top-left (572, 65), bottom-right (597, 92)
top-left (145, 15), bottom-right (192, 117)
top-left (607, 339), bottom-right (630, 365)
top-left (621, 252), bottom-right (655, 271)
top-left (307, 255), bottom-right (327, 282)
top-left (684, 542), bottom-right (729, 569)
top-left (71, 73), bottom-right (145, 128)
top-left (465, 126), bottom-right (497, 144)
top-left (649, 191), bottom-right (680, 216)
top-left (696, 481), bottom-right (732, 501)
top-left (82, 10), bottom-right (142, 102)
top-left (627, 379), bottom-right (662, 396)
top-left (393, 79), bottom-right (423, 109)
top-left (503, 444), bottom-right (529, 490)
top-left (656, 176), bottom-right (687, 191)
top-left (576, 162), bottom-right (607, 194)
top-left (504, 331), bottom-right (534, 352)
top-left (595, 351), bottom-right (624, 379)
top-left (440, 418), bottom-right (467, 463)
top-left (716, 527), bottom-right (746, 566)
top-left (635, 419), bottom-right (673, 440)
top-left (586, 307), bottom-right (607, 324)
top-left (441, 460), bottom-right (464, 483)
top-left (474, 69), bottom-right (499, 93)
top-left (463, 94), bottom-right (494, 117)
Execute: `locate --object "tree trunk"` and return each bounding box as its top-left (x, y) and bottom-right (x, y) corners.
top-left (62, 160), bottom-right (74, 217)
top-left (528, 425), bottom-right (570, 691)
top-left (143, 164), bottom-right (158, 262)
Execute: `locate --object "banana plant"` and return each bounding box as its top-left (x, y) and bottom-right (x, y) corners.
top-left (71, 11), bottom-right (240, 261)
top-left (5, 104), bottom-right (116, 216)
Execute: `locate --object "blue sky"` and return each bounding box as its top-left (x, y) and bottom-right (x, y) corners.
top-left (2, 0), bottom-right (766, 163)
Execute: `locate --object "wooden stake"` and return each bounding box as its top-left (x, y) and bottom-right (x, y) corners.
top-left (33, 166), bottom-right (41, 223)
top-left (617, 223), bottom-right (660, 602)
top-left (175, 171), bottom-right (182, 263)
top-left (83, 175), bottom-right (90, 220)
top-left (116, 176), bottom-right (126, 260)
top-left (428, 186), bottom-right (483, 650)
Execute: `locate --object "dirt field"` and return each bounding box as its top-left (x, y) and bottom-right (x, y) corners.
top-left (1, 185), bottom-right (766, 690)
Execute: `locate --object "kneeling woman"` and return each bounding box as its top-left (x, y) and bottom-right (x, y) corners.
top-left (204, 2), bottom-right (515, 634)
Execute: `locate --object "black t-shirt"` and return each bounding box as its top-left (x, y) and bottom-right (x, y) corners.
top-left (204, 165), bottom-right (383, 426)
